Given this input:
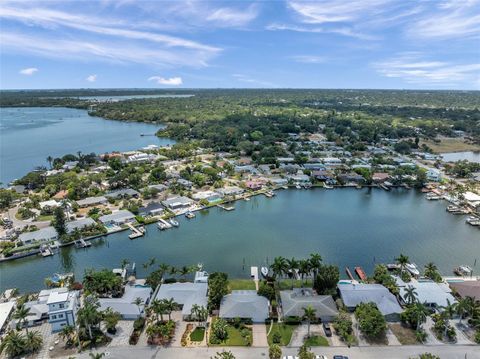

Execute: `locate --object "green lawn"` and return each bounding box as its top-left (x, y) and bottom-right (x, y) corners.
top-left (36, 215), bottom-right (54, 222)
top-left (228, 279), bottom-right (256, 292)
top-left (267, 322), bottom-right (297, 346)
top-left (304, 335), bottom-right (329, 346)
top-left (276, 279), bottom-right (313, 290)
top-left (209, 319), bottom-right (252, 346)
top-left (190, 327), bottom-right (205, 342)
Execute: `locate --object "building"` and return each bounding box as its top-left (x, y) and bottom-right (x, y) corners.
top-left (426, 169), bottom-right (442, 182)
top-left (280, 289), bottom-right (338, 322)
top-left (0, 301), bottom-right (15, 334)
top-left (18, 226), bottom-right (58, 245)
top-left (219, 290), bottom-right (269, 323)
top-left (372, 173), bottom-right (390, 183)
top-left (99, 285), bottom-right (152, 320)
top-left (66, 217), bottom-right (96, 233)
top-left (105, 188), bottom-right (140, 199)
top-left (162, 196), bottom-right (194, 210)
top-left (76, 196), bottom-right (108, 208)
top-left (139, 202), bottom-right (165, 217)
top-left (99, 210), bottom-right (135, 226)
top-left (449, 281), bottom-right (480, 300)
top-left (191, 191), bottom-right (223, 203)
top-left (338, 283), bottom-right (402, 321)
top-left (398, 282), bottom-right (457, 309)
top-left (47, 290), bottom-right (80, 332)
top-left (215, 186), bottom-right (245, 197)
top-left (39, 200), bottom-right (60, 210)
top-left (155, 282), bottom-right (208, 320)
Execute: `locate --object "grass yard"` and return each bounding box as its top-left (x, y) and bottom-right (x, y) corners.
top-left (228, 279), bottom-right (256, 291)
top-left (267, 322), bottom-right (297, 346)
top-left (37, 215), bottom-right (54, 222)
top-left (190, 327), bottom-right (205, 342)
top-left (276, 279), bottom-right (313, 290)
top-left (304, 335), bottom-right (329, 346)
top-left (389, 324), bottom-right (418, 345)
top-left (209, 319), bottom-right (252, 346)
top-left (420, 137), bottom-right (480, 153)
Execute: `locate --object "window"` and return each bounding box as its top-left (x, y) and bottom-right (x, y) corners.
top-left (59, 303), bottom-right (65, 309)
top-left (51, 315), bottom-right (57, 320)
top-left (58, 314), bottom-right (64, 318)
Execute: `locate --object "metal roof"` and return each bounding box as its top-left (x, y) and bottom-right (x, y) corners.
top-left (219, 290), bottom-right (269, 322)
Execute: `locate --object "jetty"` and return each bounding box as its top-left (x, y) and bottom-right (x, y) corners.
top-left (127, 223), bottom-right (145, 239)
top-left (158, 218), bottom-right (173, 230)
top-left (250, 266), bottom-right (259, 291)
top-left (217, 204), bottom-right (235, 211)
top-left (74, 239), bottom-right (91, 248)
top-left (39, 245), bottom-right (53, 257)
top-left (345, 267), bottom-right (355, 280)
top-left (355, 266), bottom-right (368, 281)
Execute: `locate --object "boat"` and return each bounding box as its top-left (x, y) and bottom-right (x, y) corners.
top-left (157, 220), bottom-right (172, 230)
top-left (39, 245), bottom-right (53, 257)
top-left (185, 211), bottom-right (196, 219)
top-left (466, 216), bottom-right (480, 226)
top-left (295, 184), bottom-right (301, 189)
top-left (324, 184), bottom-right (334, 189)
top-left (261, 267), bottom-right (269, 278)
top-left (386, 263), bottom-right (401, 271)
top-left (264, 191), bottom-right (275, 198)
top-left (426, 193), bottom-right (441, 200)
top-left (74, 239), bottom-right (91, 248)
top-left (354, 266), bottom-right (368, 281)
top-left (406, 263), bottom-right (420, 276)
top-left (169, 218), bottom-right (179, 227)
top-left (282, 185), bottom-right (289, 190)
top-left (304, 183), bottom-right (312, 189)
top-left (446, 205), bottom-right (469, 215)
top-left (454, 265), bottom-right (473, 276)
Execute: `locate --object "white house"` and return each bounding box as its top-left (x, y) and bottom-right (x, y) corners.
top-left (18, 226), bottom-right (58, 245)
top-left (99, 210), bottom-right (135, 226)
top-left (426, 168), bottom-right (442, 182)
top-left (47, 290), bottom-right (80, 332)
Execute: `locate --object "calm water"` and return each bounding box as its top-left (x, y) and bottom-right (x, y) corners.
top-left (1, 188), bottom-right (478, 293)
top-left (0, 107), bottom-right (174, 184)
top-left (441, 151), bottom-right (480, 163)
top-left (75, 94), bottom-right (194, 102)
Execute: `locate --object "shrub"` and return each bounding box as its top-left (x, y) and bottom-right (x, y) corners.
top-left (354, 302), bottom-right (386, 339)
top-left (474, 330), bottom-right (480, 344)
top-left (272, 331), bottom-right (282, 344)
top-left (258, 282), bottom-right (276, 301)
top-left (133, 317), bottom-right (145, 331)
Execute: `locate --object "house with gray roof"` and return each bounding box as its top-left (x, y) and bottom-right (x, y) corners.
top-left (66, 217), bottom-right (96, 233)
top-left (105, 188), bottom-right (140, 199)
top-left (18, 226), bottom-right (58, 245)
top-left (76, 196), bottom-right (108, 208)
top-left (139, 202), bottom-right (164, 217)
top-left (338, 283), bottom-right (402, 321)
top-left (280, 288), bottom-right (338, 322)
top-left (399, 282), bottom-right (457, 309)
top-left (219, 290), bottom-right (269, 323)
top-left (162, 196), bottom-right (194, 210)
top-left (99, 285), bottom-right (152, 320)
top-left (99, 210), bottom-right (135, 226)
top-left (155, 282), bottom-right (208, 319)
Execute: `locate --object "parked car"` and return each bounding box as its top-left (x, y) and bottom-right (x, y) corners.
top-left (333, 356), bottom-right (348, 359)
top-left (323, 322), bottom-right (332, 337)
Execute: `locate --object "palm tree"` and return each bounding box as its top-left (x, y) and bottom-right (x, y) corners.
top-left (302, 305), bottom-right (317, 338)
top-left (395, 254), bottom-right (409, 275)
top-left (412, 302), bottom-right (430, 330)
top-left (13, 304), bottom-right (31, 334)
top-left (157, 263), bottom-right (170, 282)
top-left (179, 265), bottom-right (192, 279)
top-left (441, 299), bottom-right (457, 337)
top-left (77, 296), bottom-right (102, 340)
top-left (103, 308), bottom-right (121, 333)
top-left (60, 325), bottom-right (76, 347)
top-left (286, 257), bottom-right (298, 289)
top-left (0, 330), bottom-right (26, 358)
top-left (455, 297), bottom-right (471, 325)
top-left (132, 297), bottom-right (144, 316)
top-left (309, 253), bottom-right (322, 282)
top-left (46, 156), bottom-right (53, 169)
top-left (89, 352), bottom-right (106, 359)
top-left (163, 298), bottom-right (177, 321)
top-left (403, 285), bottom-right (418, 305)
top-left (298, 260), bottom-right (311, 286)
top-left (191, 304), bottom-right (200, 326)
top-left (24, 331), bottom-right (43, 354)
top-left (271, 256), bottom-right (288, 280)
top-left (150, 299), bottom-right (165, 322)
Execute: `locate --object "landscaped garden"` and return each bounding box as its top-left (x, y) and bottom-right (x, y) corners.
top-left (304, 334), bottom-right (329, 346)
top-left (267, 322), bottom-right (297, 346)
top-left (209, 318), bottom-right (252, 346)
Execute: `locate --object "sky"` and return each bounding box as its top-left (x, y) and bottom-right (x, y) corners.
top-left (0, 0), bottom-right (479, 90)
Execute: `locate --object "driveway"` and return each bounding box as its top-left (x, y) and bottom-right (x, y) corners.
top-left (251, 324), bottom-right (268, 347)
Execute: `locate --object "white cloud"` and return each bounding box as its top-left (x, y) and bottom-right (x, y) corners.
top-left (148, 76), bottom-right (183, 86)
top-left (206, 4), bottom-right (259, 27)
top-left (19, 67), bottom-right (38, 75)
top-left (373, 53), bottom-right (480, 87)
top-left (266, 23), bottom-right (377, 40)
top-left (290, 55), bottom-right (327, 64)
top-left (86, 74), bottom-right (97, 82)
top-left (232, 74), bottom-right (275, 87)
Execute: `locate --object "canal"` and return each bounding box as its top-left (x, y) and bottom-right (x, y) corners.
top-left (1, 188), bottom-right (478, 293)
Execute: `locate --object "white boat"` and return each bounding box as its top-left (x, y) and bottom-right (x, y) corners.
top-left (244, 197), bottom-right (251, 201)
top-left (169, 218), bottom-right (179, 227)
top-left (261, 267), bottom-right (269, 277)
top-left (454, 265), bottom-right (473, 276)
top-left (406, 263), bottom-right (420, 276)
top-left (157, 221), bottom-right (172, 230)
top-left (295, 184), bottom-right (301, 189)
top-left (466, 216), bottom-right (480, 226)
top-left (426, 193), bottom-right (441, 200)
top-left (324, 184), bottom-right (334, 189)
top-left (185, 211), bottom-right (196, 219)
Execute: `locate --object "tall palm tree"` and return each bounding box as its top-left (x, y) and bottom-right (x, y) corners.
top-left (456, 297), bottom-right (471, 325)
top-left (163, 298), bottom-right (177, 321)
top-left (24, 331), bottom-right (43, 354)
top-left (302, 305), bottom-right (317, 338)
top-left (132, 297), bottom-right (144, 316)
top-left (309, 253), bottom-right (322, 282)
top-left (0, 330), bottom-right (26, 358)
top-left (298, 260), bottom-right (311, 286)
top-left (441, 299), bottom-right (457, 337)
top-left (46, 156), bottom-right (53, 169)
top-left (60, 325), bottom-right (76, 347)
top-left (412, 302), bottom-right (430, 330)
top-left (191, 304), bottom-right (200, 326)
top-left (403, 285), bottom-right (418, 305)
top-left (13, 304), bottom-right (31, 334)
top-left (271, 256), bottom-right (288, 280)
top-left (179, 265), bottom-right (192, 279)
top-left (395, 254), bottom-right (409, 275)
top-left (286, 258), bottom-right (298, 289)
top-left (77, 296), bottom-right (102, 340)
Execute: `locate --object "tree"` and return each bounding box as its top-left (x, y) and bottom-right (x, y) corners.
top-left (132, 297), bottom-right (144, 316)
top-left (355, 302), bottom-right (387, 339)
top-left (162, 298), bottom-right (177, 321)
top-left (286, 257), bottom-right (298, 289)
top-left (0, 330), bottom-right (26, 358)
top-left (395, 254), bottom-right (409, 276)
top-left (211, 351), bottom-right (236, 359)
top-left (53, 206), bottom-right (67, 236)
top-left (313, 264), bottom-right (339, 295)
top-left (77, 296), bottom-right (103, 340)
top-left (302, 305), bottom-right (316, 338)
top-left (103, 308), bottom-right (121, 334)
top-left (333, 311), bottom-right (354, 345)
top-left (47, 155), bottom-right (53, 169)
top-left (208, 272), bottom-right (228, 312)
top-left (308, 253), bottom-right (322, 282)
top-left (424, 262), bottom-right (442, 282)
top-left (269, 344), bottom-right (282, 359)
top-left (211, 318), bottom-right (229, 342)
top-left (24, 331), bottom-right (43, 354)
top-left (13, 304), bottom-right (31, 334)
top-left (271, 256), bottom-right (288, 280)
top-left (297, 344), bottom-right (315, 359)
top-left (60, 325), bottom-right (76, 347)
top-left (298, 259), bottom-right (311, 285)
top-left (456, 296), bottom-right (473, 325)
top-left (403, 285), bottom-right (418, 305)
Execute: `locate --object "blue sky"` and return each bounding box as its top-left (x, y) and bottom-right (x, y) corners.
top-left (1, 0), bottom-right (479, 89)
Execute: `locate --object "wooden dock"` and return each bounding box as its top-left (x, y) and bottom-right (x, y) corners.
top-left (127, 223), bottom-right (144, 239)
top-left (217, 204), bottom-right (235, 211)
top-left (354, 266), bottom-right (368, 281)
top-left (345, 267), bottom-right (355, 280)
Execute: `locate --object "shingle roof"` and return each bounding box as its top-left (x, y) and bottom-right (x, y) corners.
top-left (280, 289), bottom-right (338, 319)
top-left (219, 290), bottom-right (269, 322)
top-left (18, 226), bottom-right (58, 243)
top-left (155, 282), bottom-right (207, 316)
top-left (338, 283), bottom-right (402, 316)
top-left (99, 210), bottom-right (135, 223)
top-left (399, 282), bottom-right (457, 308)
top-left (449, 281), bottom-right (480, 300)
top-left (66, 217), bottom-right (96, 233)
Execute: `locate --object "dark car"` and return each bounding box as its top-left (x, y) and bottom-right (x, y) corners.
top-left (333, 356), bottom-right (348, 359)
top-left (322, 322), bottom-right (332, 337)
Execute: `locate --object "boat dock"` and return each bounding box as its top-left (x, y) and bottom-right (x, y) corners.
top-left (75, 238), bottom-right (91, 248)
top-left (217, 204), bottom-right (235, 211)
top-left (127, 223), bottom-right (145, 239)
top-left (345, 267), bottom-right (355, 280)
top-left (354, 266), bottom-right (368, 281)
top-left (250, 266), bottom-right (259, 290)
top-left (158, 218), bottom-right (173, 230)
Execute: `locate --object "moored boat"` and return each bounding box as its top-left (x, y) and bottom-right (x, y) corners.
top-left (169, 218), bottom-right (179, 227)
top-left (454, 265), bottom-right (473, 276)
top-left (406, 263), bottom-right (420, 276)
top-left (185, 211), bottom-right (196, 219)
top-left (261, 267), bottom-right (269, 278)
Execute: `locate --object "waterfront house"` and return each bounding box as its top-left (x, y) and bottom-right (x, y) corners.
top-left (76, 196), bottom-right (108, 208)
top-left (99, 285), bottom-right (152, 320)
top-left (426, 169), bottom-right (442, 182)
top-left (245, 180), bottom-right (264, 191)
top-left (139, 202), bottom-right (165, 217)
top-left (0, 301), bottom-right (15, 334)
top-left (268, 177), bottom-right (289, 186)
top-left (280, 288), bottom-right (338, 322)
top-left (219, 290), bottom-right (269, 323)
top-left (288, 174), bottom-right (311, 184)
top-left (311, 170), bottom-right (335, 182)
top-left (66, 217), bottom-right (96, 233)
top-left (338, 172), bottom-right (365, 184)
top-left (338, 283), bottom-right (402, 321)
top-left (47, 290), bottom-right (80, 332)
top-left (155, 282), bottom-right (208, 320)
top-left (398, 281), bottom-right (457, 309)
top-left (192, 190), bottom-right (223, 203)
top-left (372, 172), bottom-right (390, 183)
top-left (62, 161), bottom-right (78, 170)
top-left (18, 226), bottom-right (58, 245)
top-left (105, 188), bottom-right (140, 199)
top-left (39, 200), bottom-right (60, 210)
top-left (234, 165), bottom-right (257, 174)
top-left (9, 185), bottom-right (26, 194)
top-left (162, 196), bottom-right (194, 210)
top-left (215, 186), bottom-right (245, 197)
top-left (449, 281), bottom-right (480, 300)
top-left (303, 163), bottom-right (325, 171)
top-left (126, 152), bottom-right (157, 163)
top-left (99, 210), bottom-right (135, 226)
